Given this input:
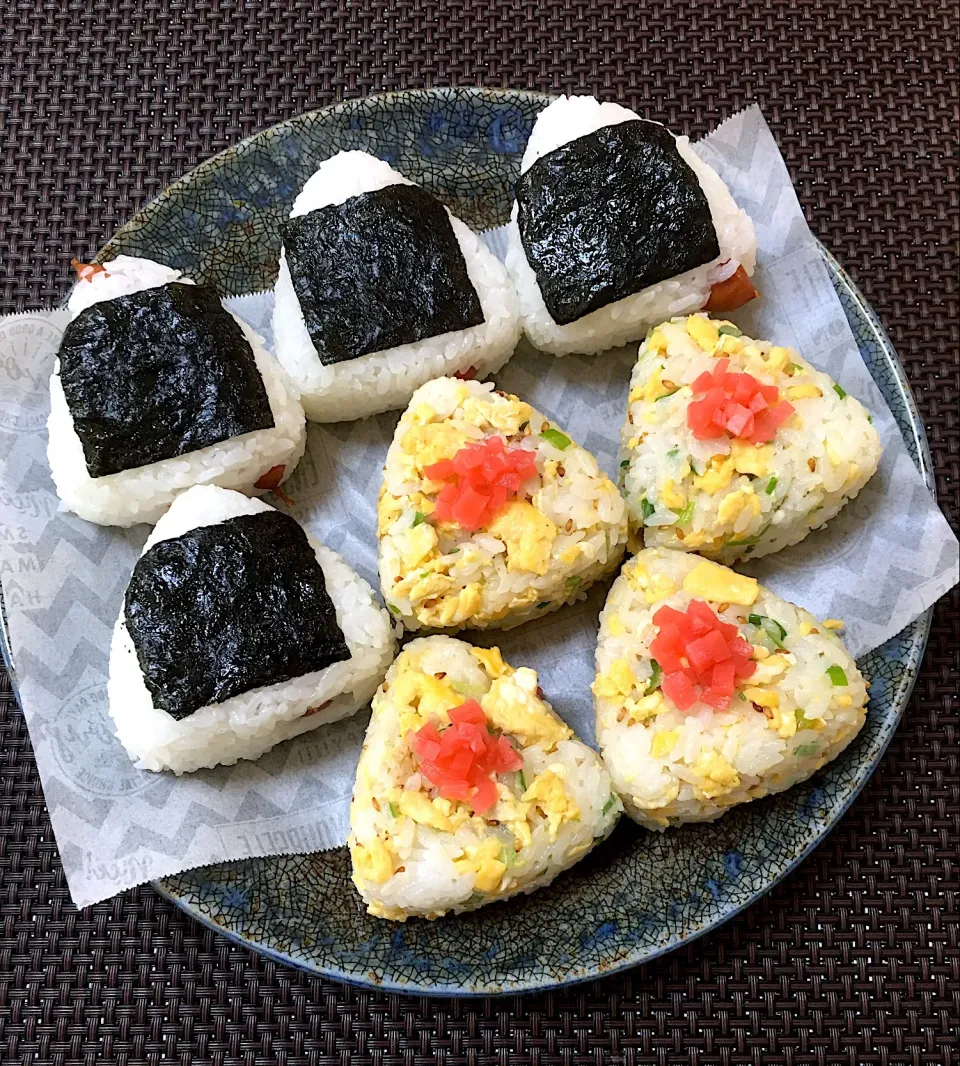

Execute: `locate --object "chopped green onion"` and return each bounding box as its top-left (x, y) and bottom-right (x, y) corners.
top-left (867, 414), bottom-right (873, 424)
top-left (765, 476), bottom-right (778, 495)
top-left (795, 743), bottom-right (819, 757)
top-left (656, 388), bottom-right (680, 401)
top-left (448, 547), bottom-right (460, 554)
top-left (540, 427), bottom-right (572, 450)
top-left (794, 708), bottom-right (816, 729)
top-left (748, 613), bottom-right (788, 649)
top-left (826, 664), bottom-right (848, 686)
top-left (537, 601), bottom-right (551, 609)
top-left (718, 324), bottom-right (742, 337)
top-left (412, 511), bottom-right (426, 527)
top-left (640, 497), bottom-right (655, 522)
top-left (387, 603), bottom-right (401, 615)
top-left (602, 795), bottom-right (617, 816)
top-left (726, 532), bottom-right (764, 547)
top-left (499, 845), bottom-right (518, 868)
top-left (620, 459), bottom-right (631, 469)
top-left (832, 383), bottom-right (847, 399)
top-left (646, 659), bottom-right (663, 694)
top-left (788, 362), bottom-right (803, 373)
top-left (518, 770), bottom-right (527, 792)
top-left (739, 691), bottom-right (747, 701)
top-left (388, 801), bottom-right (399, 817)
top-left (666, 447), bottom-right (680, 458)
top-left (566, 576), bottom-right (581, 590)
top-left (672, 500), bottom-right (694, 525)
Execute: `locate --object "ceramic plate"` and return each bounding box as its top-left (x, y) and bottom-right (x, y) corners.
top-left (4, 89), bottom-right (932, 995)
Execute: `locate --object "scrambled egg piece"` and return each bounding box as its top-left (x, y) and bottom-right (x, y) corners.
top-left (629, 366), bottom-right (674, 404)
top-left (393, 668), bottom-right (460, 726)
top-left (522, 768), bottom-right (580, 839)
top-left (453, 838), bottom-right (506, 893)
top-left (763, 345), bottom-right (791, 373)
top-left (485, 500), bottom-right (557, 575)
top-left (419, 584), bottom-right (482, 627)
top-left (607, 614), bottom-right (626, 637)
top-left (717, 487), bottom-right (762, 526)
top-left (397, 790), bottom-right (453, 832)
top-left (787, 384), bottom-right (823, 401)
top-left (401, 421), bottom-right (471, 470)
top-left (460, 396), bottom-right (532, 436)
top-left (650, 729), bottom-right (679, 759)
top-left (592, 658), bottom-right (637, 700)
top-left (394, 569), bottom-right (453, 605)
top-left (624, 691), bottom-right (666, 725)
top-left (686, 315), bottom-right (720, 351)
top-left (471, 646), bottom-right (509, 679)
top-left (718, 332), bottom-right (744, 355)
top-left (765, 704), bottom-right (797, 739)
top-left (730, 438), bottom-right (773, 477)
top-left (352, 836), bottom-right (396, 885)
top-left (482, 670), bottom-right (572, 751)
top-left (743, 685), bottom-right (779, 709)
top-left (749, 654), bottom-right (790, 685)
top-left (682, 559), bottom-right (759, 606)
top-left (692, 751), bottom-right (741, 799)
top-left (693, 454), bottom-right (736, 495)
top-left (399, 521), bottom-right (438, 569)
top-left (646, 328), bottom-right (668, 354)
top-left (626, 559), bottom-right (677, 603)
top-left (661, 479), bottom-right (686, 509)
top-left (377, 490), bottom-right (403, 536)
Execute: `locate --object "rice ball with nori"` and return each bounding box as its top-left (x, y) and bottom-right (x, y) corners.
top-left (593, 548), bottom-right (868, 829)
top-left (505, 95), bottom-right (759, 356)
top-left (272, 151), bottom-right (521, 422)
top-left (349, 636), bottom-right (621, 920)
top-left (108, 484), bottom-right (395, 774)
top-left (619, 314), bottom-right (882, 564)
top-left (378, 377), bottom-right (627, 632)
top-left (47, 256), bottom-right (306, 527)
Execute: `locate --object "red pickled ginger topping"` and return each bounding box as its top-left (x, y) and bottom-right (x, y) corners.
top-left (649, 601), bottom-right (756, 712)
top-left (423, 436), bottom-right (538, 531)
top-left (686, 359), bottom-right (794, 444)
top-left (408, 699), bottom-right (523, 814)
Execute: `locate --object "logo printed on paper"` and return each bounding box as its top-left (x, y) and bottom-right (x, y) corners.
top-left (47, 682), bottom-right (154, 797)
top-left (0, 314), bottom-right (62, 433)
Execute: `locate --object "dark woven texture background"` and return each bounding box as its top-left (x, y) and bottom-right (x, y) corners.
top-left (0, 1), bottom-right (957, 1062)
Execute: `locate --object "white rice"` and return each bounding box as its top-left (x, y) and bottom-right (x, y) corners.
top-left (108, 485), bottom-right (395, 774)
top-left (47, 255), bottom-right (307, 528)
top-left (350, 635), bottom-right (621, 920)
top-left (594, 548), bottom-right (868, 828)
top-left (271, 151), bottom-right (521, 422)
top-left (619, 314), bottom-right (882, 563)
top-left (378, 377), bottom-right (627, 631)
top-left (504, 95), bottom-right (758, 356)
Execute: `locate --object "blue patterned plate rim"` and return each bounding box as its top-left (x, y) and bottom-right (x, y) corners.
top-left (0, 88), bottom-right (934, 996)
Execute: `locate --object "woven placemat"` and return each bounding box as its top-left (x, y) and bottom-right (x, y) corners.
top-left (1, 1), bottom-right (957, 1061)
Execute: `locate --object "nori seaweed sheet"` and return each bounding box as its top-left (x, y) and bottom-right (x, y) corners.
top-left (282, 183), bottom-right (485, 365)
top-left (124, 510), bottom-right (351, 721)
top-left (57, 282), bottom-right (275, 478)
top-left (515, 120), bottom-right (721, 325)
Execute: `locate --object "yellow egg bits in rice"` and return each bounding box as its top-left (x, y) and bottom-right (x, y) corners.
top-left (619, 313), bottom-right (881, 564)
top-left (593, 548), bottom-right (869, 830)
top-left (349, 635), bottom-right (621, 920)
top-left (378, 377), bottom-right (627, 631)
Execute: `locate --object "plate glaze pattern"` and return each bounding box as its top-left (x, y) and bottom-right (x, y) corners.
top-left (94, 88), bottom-right (931, 995)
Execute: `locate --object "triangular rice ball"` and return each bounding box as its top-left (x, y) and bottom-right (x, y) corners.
top-left (619, 314), bottom-right (881, 563)
top-left (349, 636), bottom-right (621, 920)
top-left (378, 377), bottom-right (627, 631)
